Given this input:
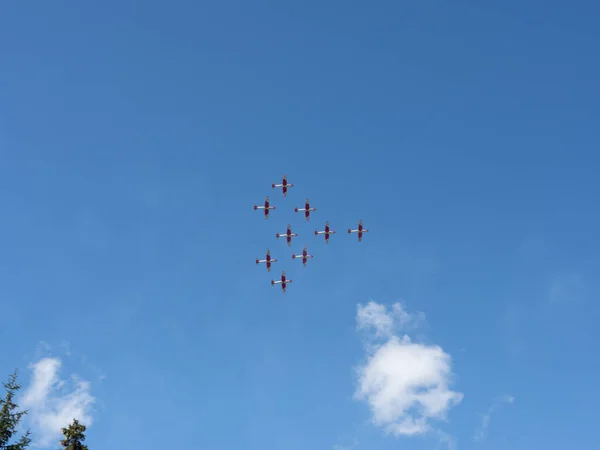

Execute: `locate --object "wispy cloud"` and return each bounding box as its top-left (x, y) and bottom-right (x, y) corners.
top-left (435, 429), bottom-right (457, 450)
top-left (473, 394), bottom-right (515, 442)
top-left (354, 301), bottom-right (463, 439)
top-left (20, 357), bottom-right (95, 448)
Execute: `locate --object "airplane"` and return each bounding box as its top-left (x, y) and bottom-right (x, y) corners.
top-left (276, 224), bottom-right (297, 247)
top-left (314, 221), bottom-right (336, 244)
top-left (272, 174), bottom-right (294, 197)
top-left (256, 249), bottom-right (277, 272)
top-left (348, 220), bottom-right (369, 242)
top-left (292, 245), bottom-right (313, 267)
top-left (294, 198), bottom-right (316, 221)
top-left (271, 270), bottom-right (292, 292)
top-left (253, 196), bottom-right (276, 219)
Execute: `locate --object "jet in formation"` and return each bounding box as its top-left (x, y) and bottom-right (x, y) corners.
top-left (294, 198), bottom-right (316, 221)
top-left (348, 220), bottom-right (369, 242)
top-left (272, 174), bottom-right (294, 197)
top-left (292, 245), bottom-right (313, 267)
top-left (314, 221), bottom-right (336, 244)
top-left (254, 196), bottom-right (276, 219)
top-left (271, 270), bottom-right (292, 292)
top-left (256, 249), bottom-right (277, 272)
top-left (276, 224), bottom-right (297, 247)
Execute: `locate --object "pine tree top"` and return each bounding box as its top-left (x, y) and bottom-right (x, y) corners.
top-left (59, 419), bottom-right (88, 450)
top-left (0, 371), bottom-right (31, 450)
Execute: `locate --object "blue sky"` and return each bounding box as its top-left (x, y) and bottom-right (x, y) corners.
top-left (1, 1), bottom-right (599, 449)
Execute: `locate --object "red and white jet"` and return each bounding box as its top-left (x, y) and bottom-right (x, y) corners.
top-left (256, 249), bottom-right (277, 272)
top-left (314, 221), bottom-right (336, 244)
top-left (292, 245), bottom-right (313, 267)
top-left (294, 198), bottom-right (316, 221)
top-left (272, 174), bottom-right (294, 197)
top-left (348, 220), bottom-right (369, 242)
top-left (254, 196), bottom-right (276, 219)
top-left (276, 224), bottom-right (297, 247)
top-left (271, 270), bottom-right (292, 292)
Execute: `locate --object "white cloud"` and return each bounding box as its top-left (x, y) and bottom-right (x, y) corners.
top-left (473, 394), bottom-right (515, 442)
top-left (354, 301), bottom-right (463, 438)
top-left (357, 301), bottom-right (424, 338)
top-left (20, 357), bottom-right (95, 448)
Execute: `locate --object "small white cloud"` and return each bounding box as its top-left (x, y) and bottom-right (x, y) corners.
top-left (357, 301), bottom-right (425, 338)
top-left (473, 394), bottom-right (515, 442)
top-left (20, 357), bottom-right (95, 448)
top-left (354, 301), bottom-right (463, 439)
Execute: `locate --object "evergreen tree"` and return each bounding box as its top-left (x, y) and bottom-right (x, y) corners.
top-left (0, 371), bottom-right (31, 450)
top-left (59, 419), bottom-right (88, 450)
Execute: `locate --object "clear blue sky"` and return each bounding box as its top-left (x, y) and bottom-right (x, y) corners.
top-left (1, 1), bottom-right (599, 449)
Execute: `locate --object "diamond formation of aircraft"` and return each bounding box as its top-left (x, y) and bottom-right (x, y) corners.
top-left (294, 198), bottom-right (316, 221)
top-left (254, 196), bottom-right (276, 219)
top-left (292, 245), bottom-right (313, 267)
top-left (256, 249), bottom-right (277, 272)
top-left (254, 174), bottom-right (369, 292)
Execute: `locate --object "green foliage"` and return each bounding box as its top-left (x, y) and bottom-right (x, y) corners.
top-left (0, 371), bottom-right (31, 450)
top-left (59, 419), bottom-right (88, 450)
